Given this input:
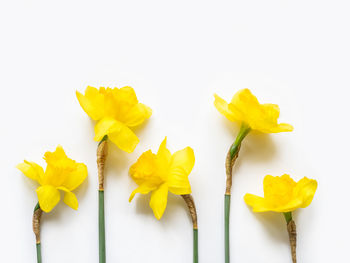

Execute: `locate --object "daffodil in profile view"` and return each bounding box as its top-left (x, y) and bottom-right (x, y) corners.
top-left (17, 146), bottom-right (87, 263)
top-left (214, 88), bottom-right (293, 263)
top-left (76, 86), bottom-right (151, 263)
top-left (244, 174), bottom-right (317, 263)
top-left (129, 137), bottom-right (198, 263)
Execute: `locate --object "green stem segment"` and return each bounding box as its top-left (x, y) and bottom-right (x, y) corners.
top-left (284, 212), bottom-right (297, 263)
top-left (193, 229), bottom-right (198, 263)
top-left (224, 194), bottom-right (231, 263)
top-left (99, 190), bottom-right (106, 263)
top-left (33, 203), bottom-right (42, 263)
top-left (283, 212), bottom-right (292, 224)
top-left (225, 123), bottom-right (250, 263)
top-left (36, 243), bottom-right (42, 263)
top-left (97, 137), bottom-right (108, 263)
top-left (229, 123), bottom-right (251, 158)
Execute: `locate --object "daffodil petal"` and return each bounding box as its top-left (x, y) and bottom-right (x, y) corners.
top-left (129, 184), bottom-right (156, 202)
top-left (36, 185), bottom-right (60, 213)
top-left (108, 124), bottom-right (139, 153)
top-left (122, 103), bottom-right (152, 127)
top-left (294, 177), bottom-right (318, 208)
top-left (63, 163), bottom-right (88, 191)
top-left (167, 147), bottom-right (194, 195)
top-left (94, 117), bottom-right (120, 141)
top-left (269, 123), bottom-right (294, 133)
top-left (170, 147), bottom-right (195, 175)
top-left (149, 183), bottom-right (168, 220)
top-left (214, 94), bottom-right (236, 122)
top-left (76, 86), bottom-right (105, 120)
top-left (17, 161), bottom-right (44, 184)
top-left (157, 137), bottom-right (171, 166)
top-left (63, 191), bottom-right (79, 210)
top-left (244, 194), bottom-right (270, 212)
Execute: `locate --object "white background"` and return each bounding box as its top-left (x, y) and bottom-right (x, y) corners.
top-left (0, 0), bottom-right (349, 262)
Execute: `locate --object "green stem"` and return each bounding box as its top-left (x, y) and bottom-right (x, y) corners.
top-left (224, 194), bottom-right (231, 263)
top-left (99, 190), bottom-right (106, 263)
top-left (36, 243), bottom-right (42, 263)
top-left (283, 211), bottom-right (292, 223)
top-left (193, 228), bottom-right (198, 263)
top-left (229, 123), bottom-right (251, 158)
top-left (225, 123), bottom-right (250, 263)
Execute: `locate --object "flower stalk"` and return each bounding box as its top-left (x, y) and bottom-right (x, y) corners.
top-left (284, 212), bottom-right (297, 263)
top-left (182, 194), bottom-right (198, 263)
top-left (33, 203), bottom-right (42, 263)
top-left (225, 123), bottom-right (250, 263)
top-left (97, 136), bottom-right (108, 263)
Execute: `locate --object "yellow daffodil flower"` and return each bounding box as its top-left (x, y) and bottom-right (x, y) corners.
top-left (214, 88), bottom-right (293, 133)
top-left (76, 86), bottom-right (152, 153)
top-left (17, 146), bottom-right (87, 213)
top-left (244, 174), bottom-right (317, 213)
top-left (129, 137), bottom-right (195, 219)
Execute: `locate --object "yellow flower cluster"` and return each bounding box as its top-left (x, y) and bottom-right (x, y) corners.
top-left (76, 86), bottom-right (152, 152)
top-left (17, 146), bottom-right (87, 212)
top-left (129, 137), bottom-right (195, 219)
top-left (244, 174), bottom-right (317, 213)
top-left (214, 89), bottom-right (293, 133)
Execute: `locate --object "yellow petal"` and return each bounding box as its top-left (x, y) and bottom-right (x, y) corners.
top-left (17, 161), bottom-right (44, 184)
top-left (94, 117), bottom-right (120, 141)
top-left (157, 137), bottom-right (171, 167)
top-left (213, 94), bottom-right (236, 122)
top-left (122, 103), bottom-right (152, 127)
top-left (62, 163), bottom-right (88, 191)
top-left (294, 177), bottom-right (318, 208)
top-left (244, 194), bottom-right (271, 212)
top-left (36, 185), bottom-right (60, 213)
top-left (76, 86), bottom-right (105, 120)
top-left (115, 86), bottom-right (138, 105)
top-left (108, 123), bottom-right (139, 153)
top-left (63, 191), bottom-right (79, 210)
top-left (269, 123), bottom-right (294, 133)
top-left (167, 147), bottom-right (194, 195)
top-left (129, 184), bottom-right (156, 202)
top-left (149, 183), bottom-right (168, 220)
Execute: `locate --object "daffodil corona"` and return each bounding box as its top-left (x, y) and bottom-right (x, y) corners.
top-left (76, 86), bottom-right (151, 263)
top-left (17, 146), bottom-right (87, 263)
top-left (244, 174), bottom-right (317, 263)
top-left (129, 138), bottom-right (198, 263)
top-left (214, 88), bottom-right (293, 263)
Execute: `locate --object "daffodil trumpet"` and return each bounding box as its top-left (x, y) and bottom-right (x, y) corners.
top-left (244, 174), bottom-right (318, 263)
top-left (17, 146), bottom-right (88, 263)
top-left (76, 86), bottom-right (152, 263)
top-left (214, 89), bottom-right (293, 263)
top-left (129, 138), bottom-right (198, 263)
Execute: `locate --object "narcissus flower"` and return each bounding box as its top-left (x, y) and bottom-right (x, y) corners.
top-left (17, 146), bottom-right (87, 213)
top-left (214, 89), bottom-right (293, 133)
top-left (244, 174), bottom-right (317, 213)
top-left (129, 137), bottom-right (195, 219)
top-left (76, 86), bottom-right (152, 153)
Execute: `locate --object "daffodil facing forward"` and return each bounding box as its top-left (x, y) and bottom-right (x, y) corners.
top-left (129, 138), bottom-right (198, 263)
top-left (214, 89), bottom-right (293, 263)
top-left (76, 86), bottom-right (151, 263)
top-left (244, 174), bottom-right (317, 263)
top-left (17, 146), bottom-right (87, 263)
